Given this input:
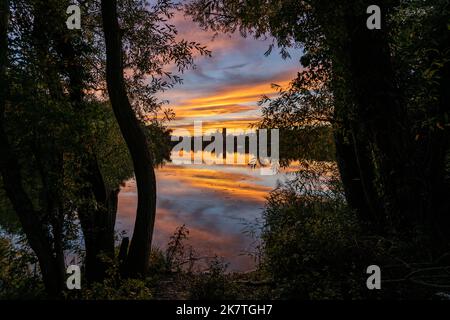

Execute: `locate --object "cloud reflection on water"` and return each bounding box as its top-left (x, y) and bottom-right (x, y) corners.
top-left (116, 161), bottom-right (284, 272)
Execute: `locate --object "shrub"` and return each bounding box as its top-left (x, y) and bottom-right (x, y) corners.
top-left (189, 257), bottom-right (238, 300)
top-left (0, 237), bottom-right (45, 299)
top-left (261, 162), bottom-right (373, 299)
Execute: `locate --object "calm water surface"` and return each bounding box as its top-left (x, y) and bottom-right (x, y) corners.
top-left (116, 152), bottom-right (291, 272)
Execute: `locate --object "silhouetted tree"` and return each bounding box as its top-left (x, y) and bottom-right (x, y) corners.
top-left (187, 0), bottom-right (450, 246)
top-left (0, 0), bottom-right (207, 295)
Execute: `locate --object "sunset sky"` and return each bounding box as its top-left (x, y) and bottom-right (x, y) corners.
top-left (159, 12), bottom-right (303, 133)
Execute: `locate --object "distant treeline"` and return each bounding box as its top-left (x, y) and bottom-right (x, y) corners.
top-left (170, 126), bottom-right (334, 164)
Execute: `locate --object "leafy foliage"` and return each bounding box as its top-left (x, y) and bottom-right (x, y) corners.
top-left (261, 162), bottom-right (365, 298)
top-left (0, 237), bottom-right (45, 299)
top-left (189, 256), bottom-right (237, 300)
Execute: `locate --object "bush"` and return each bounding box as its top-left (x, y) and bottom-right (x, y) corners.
top-left (78, 278), bottom-right (153, 300)
top-left (261, 161), bottom-right (450, 299)
top-left (189, 257), bottom-right (238, 300)
top-left (0, 237), bottom-right (45, 299)
top-left (261, 162), bottom-right (376, 299)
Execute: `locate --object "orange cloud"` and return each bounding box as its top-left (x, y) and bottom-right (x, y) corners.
top-left (186, 82), bottom-right (285, 107)
top-left (166, 78), bottom-right (292, 133)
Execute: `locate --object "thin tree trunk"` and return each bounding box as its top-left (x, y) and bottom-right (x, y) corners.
top-left (426, 12), bottom-right (450, 246)
top-left (343, 5), bottom-right (411, 225)
top-left (32, 0), bottom-right (118, 281)
top-left (334, 127), bottom-right (383, 228)
top-left (0, 0), bottom-right (63, 296)
top-left (318, 0), bottom-right (411, 229)
top-left (314, 1), bottom-right (387, 228)
top-left (101, 0), bottom-right (157, 277)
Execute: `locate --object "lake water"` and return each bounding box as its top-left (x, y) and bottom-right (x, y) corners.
top-left (116, 152), bottom-right (291, 272)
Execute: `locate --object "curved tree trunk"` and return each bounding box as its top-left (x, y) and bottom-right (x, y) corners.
top-left (334, 127), bottom-right (384, 229)
top-left (101, 0), bottom-right (157, 277)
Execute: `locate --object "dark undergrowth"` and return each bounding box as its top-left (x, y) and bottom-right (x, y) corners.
top-left (1, 163), bottom-right (450, 300)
